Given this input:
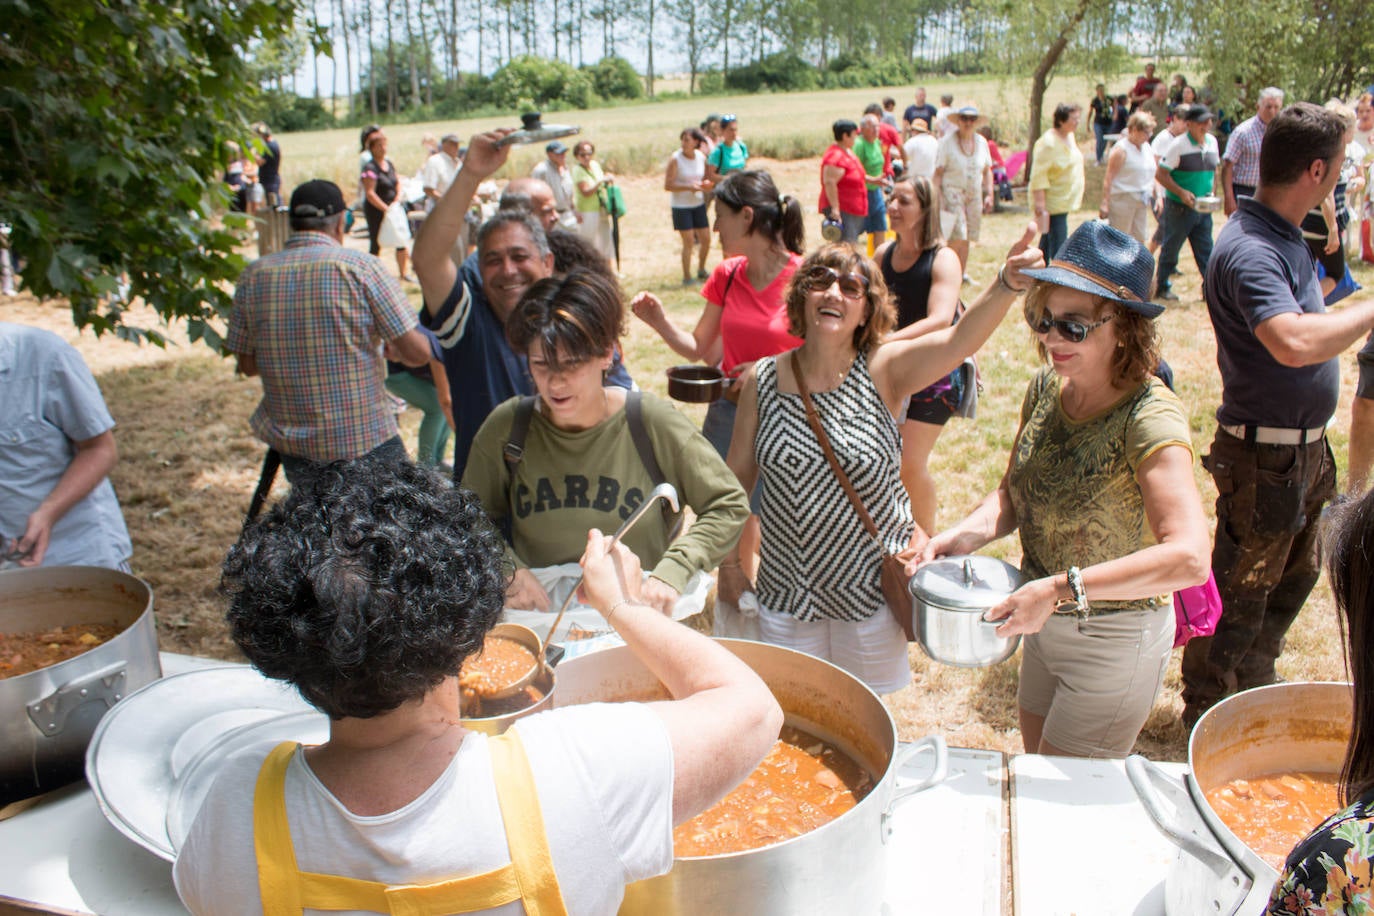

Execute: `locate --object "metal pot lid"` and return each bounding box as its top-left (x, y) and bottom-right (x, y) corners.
top-left (85, 664), bottom-right (314, 861)
top-left (909, 555), bottom-right (1025, 611)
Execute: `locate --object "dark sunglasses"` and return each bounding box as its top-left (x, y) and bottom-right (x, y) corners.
top-left (1026, 312), bottom-right (1113, 343)
top-left (801, 265), bottom-right (869, 300)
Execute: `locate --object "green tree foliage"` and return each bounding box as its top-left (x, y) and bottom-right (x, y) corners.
top-left (488, 55), bottom-right (598, 111)
top-left (587, 56), bottom-right (645, 101)
top-left (0, 0), bottom-right (303, 348)
top-left (724, 52), bottom-right (820, 93)
top-left (1193, 0), bottom-right (1374, 115)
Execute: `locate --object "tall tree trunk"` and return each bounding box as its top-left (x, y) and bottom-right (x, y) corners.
top-left (644, 0), bottom-right (655, 97)
top-left (311, 0), bottom-right (321, 100)
top-left (476, 0), bottom-right (484, 74)
top-left (402, 0), bottom-right (421, 109)
top-left (721, 0), bottom-right (732, 79)
top-left (1024, 0), bottom-right (1096, 176)
top-left (335, 0), bottom-right (352, 118)
top-left (384, 0), bottom-right (397, 113)
top-left (364, 0), bottom-right (379, 117)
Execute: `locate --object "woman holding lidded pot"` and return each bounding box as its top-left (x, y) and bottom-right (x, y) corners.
top-left (921, 221), bottom-right (1210, 758)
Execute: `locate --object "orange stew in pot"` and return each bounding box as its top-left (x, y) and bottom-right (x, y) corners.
top-left (673, 725), bottom-right (872, 857)
top-left (458, 635), bottom-right (537, 698)
top-left (1204, 771), bottom-right (1342, 870)
top-left (0, 623), bottom-right (123, 678)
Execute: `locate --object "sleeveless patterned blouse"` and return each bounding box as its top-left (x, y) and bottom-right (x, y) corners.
top-left (754, 352), bottom-right (915, 622)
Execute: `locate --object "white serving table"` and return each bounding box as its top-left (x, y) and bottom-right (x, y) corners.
top-left (1011, 755), bottom-right (1188, 916)
top-left (0, 654), bottom-right (1191, 916)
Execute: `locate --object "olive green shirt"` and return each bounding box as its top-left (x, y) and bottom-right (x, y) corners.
top-left (1006, 369), bottom-right (1193, 614)
top-left (462, 392), bottom-right (749, 592)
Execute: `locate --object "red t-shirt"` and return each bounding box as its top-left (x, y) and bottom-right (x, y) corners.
top-left (878, 123), bottom-right (903, 177)
top-left (701, 254), bottom-right (804, 376)
top-left (818, 144), bottom-right (869, 217)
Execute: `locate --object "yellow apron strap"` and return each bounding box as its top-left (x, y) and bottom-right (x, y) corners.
top-left (254, 742), bottom-right (308, 916)
top-left (251, 734), bottom-right (565, 916)
top-left (486, 731), bottom-right (569, 916)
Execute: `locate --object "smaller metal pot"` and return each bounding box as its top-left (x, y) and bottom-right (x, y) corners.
top-left (666, 365), bottom-right (726, 403)
top-left (460, 623), bottom-right (555, 735)
top-left (909, 556), bottom-right (1024, 668)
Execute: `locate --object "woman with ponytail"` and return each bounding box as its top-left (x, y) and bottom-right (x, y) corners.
top-left (632, 169), bottom-right (805, 577)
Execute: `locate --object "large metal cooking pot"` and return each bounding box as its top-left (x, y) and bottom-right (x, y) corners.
top-left (909, 555), bottom-right (1023, 667)
top-left (0, 566), bottom-right (161, 805)
top-left (554, 638), bottom-right (948, 915)
top-left (1127, 681), bottom-right (1352, 915)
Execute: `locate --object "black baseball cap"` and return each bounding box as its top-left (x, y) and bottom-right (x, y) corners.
top-left (1183, 105), bottom-right (1215, 123)
top-left (289, 180), bottom-right (346, 219)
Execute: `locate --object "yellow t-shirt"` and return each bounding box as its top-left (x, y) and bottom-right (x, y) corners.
top-left (1029, 130), bottom-right (1085, 215)
top-left (1006, 369), bottom-right (1193, 615)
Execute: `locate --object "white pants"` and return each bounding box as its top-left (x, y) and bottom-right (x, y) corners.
top-left (757, 600), bottom-right (912, 695)
top-left (578, 209), bottom-right (614, 262)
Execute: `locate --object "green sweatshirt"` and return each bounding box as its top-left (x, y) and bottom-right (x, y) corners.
top-left (462, 392), bottom-right (750, 592)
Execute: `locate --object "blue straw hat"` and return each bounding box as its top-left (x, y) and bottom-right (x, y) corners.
top-left (1021, 221), bottom-right (1161, 317)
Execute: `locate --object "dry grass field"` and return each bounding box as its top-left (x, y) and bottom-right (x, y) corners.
top-left (9, 79), bottom-right (1366, 762)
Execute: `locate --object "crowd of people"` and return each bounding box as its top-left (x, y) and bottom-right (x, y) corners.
top-left (11, 73), bottom-right (1374, 914)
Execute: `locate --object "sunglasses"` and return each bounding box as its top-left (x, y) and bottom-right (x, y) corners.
top-left (1027, 312), bottom-right (1113, 343)
top-left (801, 265), bottom-right (869, 300)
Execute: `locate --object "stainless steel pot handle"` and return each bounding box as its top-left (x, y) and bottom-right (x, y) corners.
top-left (1125, 754), bottom-right (1235, 874)
top-left (881, 736), bottom-right (949, 842)
top-left (888, 735), bottom-right (949, 804)
top-left (27, 661), bottom-right (128, 737)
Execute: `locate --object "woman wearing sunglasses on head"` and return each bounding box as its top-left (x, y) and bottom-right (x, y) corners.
top-left (716, 226), bottom-right (1044, 694)
top-left (920, 221), bottom-right (1210, 757)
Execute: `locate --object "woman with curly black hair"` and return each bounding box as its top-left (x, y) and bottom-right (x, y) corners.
top-left (172, 457), bottom-right (780, 915)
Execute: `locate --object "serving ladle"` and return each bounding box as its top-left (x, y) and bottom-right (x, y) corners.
top-left (480, 482), bottom-right (681, 700)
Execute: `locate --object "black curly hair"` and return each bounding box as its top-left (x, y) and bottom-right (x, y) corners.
top-left (221, 457), bottom-right (509, 719)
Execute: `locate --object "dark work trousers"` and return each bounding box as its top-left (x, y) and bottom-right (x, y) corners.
top-left (1155, 198), bottom-right (1214, 298)
top-left (1180, 429), bottom-right (1336, 721)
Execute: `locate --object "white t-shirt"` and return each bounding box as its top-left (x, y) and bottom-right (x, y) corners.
top-left (422, 152), bottom-right (460, 195)
top-left (934, 106), bottom-right (957, 137)
top-left (670, 149), bottom-right (707, 209)
top-left (173, 702), bottom-right (675, 916)
top-left (903, 134), bottom-right (939, 180)
top-left (934, 132), bottom-right (991, 198)
top-left (1109, 137), bottom-right (1158, 196)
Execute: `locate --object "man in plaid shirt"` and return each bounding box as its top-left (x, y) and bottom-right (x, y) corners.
top-left (227, 179), bottom-right (432, 485)
top-left (1221, 87), bottom-right (1285, 216)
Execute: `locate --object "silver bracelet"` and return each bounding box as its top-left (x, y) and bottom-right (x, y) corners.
top-left (1066, 566), bottom-right (1089, 618)
top-left (606, 598), bottom-right (635, 622)
top-left (997, 265), bottom-right (1029, 295)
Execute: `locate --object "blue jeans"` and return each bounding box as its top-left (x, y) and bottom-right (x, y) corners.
top-left (1039, 213), bottom-right (1068, 262)
top-left (1093, 123), bottom-right (1108, 164)
top-left (1156, 199), bottom-right (1214, 297)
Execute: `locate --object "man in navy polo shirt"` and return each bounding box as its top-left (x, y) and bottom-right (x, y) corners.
top-left (1181, 103), bottom-right (1374, 727)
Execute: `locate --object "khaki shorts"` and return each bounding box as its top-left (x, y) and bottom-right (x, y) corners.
top-left (1017, 607), bottom-right (1173, 757)
top-left (941, 188), bottom-right (982, 242)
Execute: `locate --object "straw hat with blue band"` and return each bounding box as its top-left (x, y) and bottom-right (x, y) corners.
top-left (1019, 220), bottom-right (1163, 318)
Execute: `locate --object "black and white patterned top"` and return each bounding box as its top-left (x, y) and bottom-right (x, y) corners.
top-left (754, 352), bottom-right (915, 622)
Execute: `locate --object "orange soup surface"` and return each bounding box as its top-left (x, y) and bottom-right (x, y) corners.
top-left (672, 725), bottom-right (872, 857)
top-left (458, 636), bottom-right (537, 697)
top-left (0, 623), bottom-right (123, 678)
top-left (1204, 771), bottom-right (1342, 870)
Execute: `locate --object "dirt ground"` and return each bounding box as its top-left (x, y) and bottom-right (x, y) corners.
top-left (9, 148), bottom-right (1358, 763)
